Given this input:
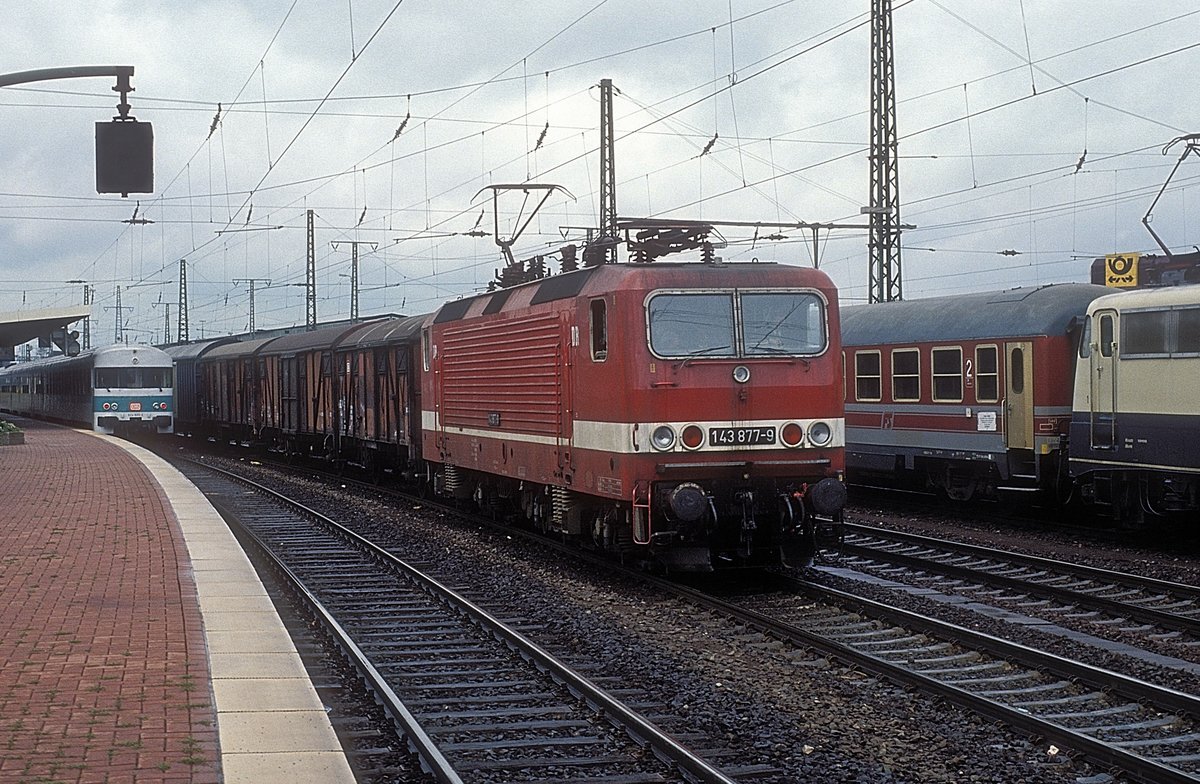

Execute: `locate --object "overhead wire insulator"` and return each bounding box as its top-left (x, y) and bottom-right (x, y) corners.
top-left (207, 103), bottom-right (222, 140)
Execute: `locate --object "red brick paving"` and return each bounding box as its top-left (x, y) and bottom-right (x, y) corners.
top-left (0, 420), bottom-right (219, 783)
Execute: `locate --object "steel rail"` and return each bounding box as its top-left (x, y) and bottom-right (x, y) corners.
top-left (844, 522), bottom-right (1200, 601)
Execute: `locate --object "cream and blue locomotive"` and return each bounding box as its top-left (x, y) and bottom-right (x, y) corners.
top-left (0, 345), bottom-right (174, 434)
top-left (1069, 284), bottom-right (1200, 523)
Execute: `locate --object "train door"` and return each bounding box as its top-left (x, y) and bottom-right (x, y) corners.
top-left (281, 356), bottom-right (296, 432)
top-left (1088, 309), bottom-right (1118, 449)
top-left (1004, 341), bottom-right (1033, 451)
top-left (296, 355), bottom-right (307, 434)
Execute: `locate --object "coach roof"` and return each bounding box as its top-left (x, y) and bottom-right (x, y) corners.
top-left (842, 283), bottom-right (1111, 346)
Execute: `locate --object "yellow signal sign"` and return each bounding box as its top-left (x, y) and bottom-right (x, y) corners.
top-left (1104, 252), bottom-right (1139, 287)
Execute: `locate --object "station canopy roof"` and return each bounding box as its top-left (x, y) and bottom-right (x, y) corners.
top-left (0, 306), bottom-right (90, 347)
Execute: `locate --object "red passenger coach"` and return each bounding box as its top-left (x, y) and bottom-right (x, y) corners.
top-left (841, 284), bottom-right (1109, 502)
top-left (422, 261), bottom-right (846, 571)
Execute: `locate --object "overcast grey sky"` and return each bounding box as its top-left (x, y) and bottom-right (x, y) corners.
top-left (1, 1), bottom-right (1197, 345)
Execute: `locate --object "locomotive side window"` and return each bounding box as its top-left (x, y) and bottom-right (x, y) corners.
top-left (854, 351), bottom-right (881, 401)
top-left (1179, 308), bottom-right (1200, 354)
top-left (892, 349), bottom-right (920, 402)
top-left (741, 292), bottom-right (825, 355)
top-left (422, 329), bottom-right (431, 371)
top-left (1099, 314), bottom-right (1114, 358)
top-left (1122, 310), bottom-right (1170, 357)
top-left (648, 294), bottom-right (735, 358)
top-left (1078, 316), bottom-right (1092, 359)
top-left (975, 346), bottom-right (999, 402)
top-left (590, 299), bottom-right (608, 361)
top-left (931, 347), bottom-right (963, 402)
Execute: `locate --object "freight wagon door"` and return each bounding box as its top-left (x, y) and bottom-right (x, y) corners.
top-left (1088, 310), bottom-right (1117, 449)
top-left (1004, 342), bottom-right (1033, 450)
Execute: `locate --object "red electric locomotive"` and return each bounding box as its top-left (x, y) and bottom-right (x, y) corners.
top-left (421, 260), bottom-right (846, 570)
top-left (841, 283), bottom-right (1109, 502)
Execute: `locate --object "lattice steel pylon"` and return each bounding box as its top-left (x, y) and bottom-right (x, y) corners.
top-left (306, 209), bottom-right (317, 330)
top-left (598, 78), bottom-right (617, 264)
top-left (177, 258), bottom-right (189, 344)
top-left (868, 0), bottom-right (903, 303)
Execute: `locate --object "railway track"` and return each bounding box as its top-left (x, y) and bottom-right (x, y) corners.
top-left (676, 577), bottom-right (1200, 783)
top-left (173, 457), bottom-right (756, 784)
top-left (175, 449), bottom-right (1200, 781)
top-left (834, 522), bottom-right (1200, 645)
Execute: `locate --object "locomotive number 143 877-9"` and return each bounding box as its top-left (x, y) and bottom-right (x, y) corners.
top-left (709, 426), bottom-right (776, 446)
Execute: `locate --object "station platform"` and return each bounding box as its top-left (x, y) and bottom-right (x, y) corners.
top-left (0, 419), bottom-right (356, 783)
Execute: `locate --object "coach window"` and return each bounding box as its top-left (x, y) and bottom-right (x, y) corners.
top-left (1099, 314), bottom-right (1114, 358)
top-left (931, 347), bottom-right (963, 402)
top-left (854, 351), bottom-right (881, 401)
top-left (1011, 347), bottom-right (1025, 393)
top-left (892, 348), bottom-right (920, 402)
top-left (590, 299), bottom-right (608, 361)
top-left (975, 346), bottom-right (999, 402)
top-left (1122, 310), bottom-right (1170, 357)
top-left (1178, 308), bottom-right (1200, 354)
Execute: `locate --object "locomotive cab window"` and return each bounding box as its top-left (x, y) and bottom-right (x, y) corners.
top-left (646, 290), bottom-right (826, 359)
top-left (741, 292), bottom-right (825, 355)
top-left (589, 299), bottom-right (608, 361)
top-left (892, 349), bottom-right (920, 402)
top-left (1078, 316), bottom-right (1092, 359)
top-left (931, 347), bottom-right (963, 402)
top-left (648, 293), bottom-right (735, 358)
top-left (854, 351), bottom-right (881, 401)
top-left (975, 346), bottom-right (999, 402)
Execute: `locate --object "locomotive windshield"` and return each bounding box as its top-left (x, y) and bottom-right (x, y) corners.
top-left (648, 290), bottom-right (825, 358)
top-left (95, 367), bottom-right (174, 389)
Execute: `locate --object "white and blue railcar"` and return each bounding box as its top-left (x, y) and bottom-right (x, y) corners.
top-left (0, 345), bottom-right (174, 434)
top-left (1069, 284), bottom-right (1200, 524)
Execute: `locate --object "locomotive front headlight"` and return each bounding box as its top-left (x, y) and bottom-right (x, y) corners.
top-left (732, 365), bottom-right (751, 384)
top-left (808, 421), bottom-right (832, 447)
top-left (651, 425), bottom-right (676, 451)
